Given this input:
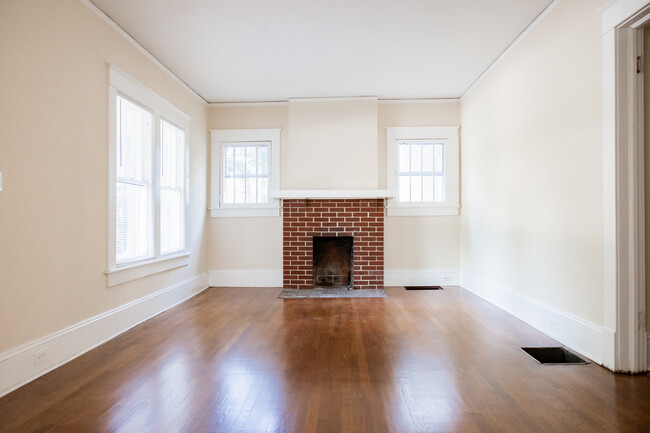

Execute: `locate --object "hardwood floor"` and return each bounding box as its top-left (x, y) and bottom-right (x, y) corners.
top-left (0, 286), bottom-right (649, 433)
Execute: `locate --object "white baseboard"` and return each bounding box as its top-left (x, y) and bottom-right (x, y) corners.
top-left (384, 269), bottom-right (460, 287)
top-left (209, 269), bottom-right (282, 287)
top-left (461, 272), bottom-right (604, 365)
top-left (0, 272), bottom-right (209, 398)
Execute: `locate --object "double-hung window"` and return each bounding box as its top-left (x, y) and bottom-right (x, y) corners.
top-left (107, 65), bottom-right (190, 286)
top-left (210, 129), bottom-right (281, 217)
top-left (386, 126), bottom-right (459, 216)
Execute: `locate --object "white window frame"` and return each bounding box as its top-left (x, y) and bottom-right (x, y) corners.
top-left (386, 126), bottom-right (460, 216)
top-left (210, 129), bottom-right (281, 217)
top-left (106, 65), bottom-right (191, 287)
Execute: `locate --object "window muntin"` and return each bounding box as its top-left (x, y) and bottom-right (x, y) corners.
top-left (386, 126), bottom-right (459, 216)
top-left (160, 120), bottom-right (186, 255)
top-left (115, 96), bottom-right (153, 264)
top-left (398, 140), bottom-right (445, 203)
top-left (222, 142), bottom-right (269, 205)
top-left (108, 66), bottom-right (190, 276)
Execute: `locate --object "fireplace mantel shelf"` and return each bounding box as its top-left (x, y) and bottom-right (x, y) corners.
top-left (271, 189), bottom-right (395, 199)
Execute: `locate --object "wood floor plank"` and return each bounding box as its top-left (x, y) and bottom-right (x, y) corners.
top-left (0, 286), bottom-right (649, 433)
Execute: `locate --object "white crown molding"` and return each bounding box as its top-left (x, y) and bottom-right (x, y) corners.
top-left (208, 101), bottom-right (290, 107)
top-left (378, 98), bottom-right (460, 104)
top-left (460, 0), bottom-right (561, 100)
top-left (81, 0), bottom-right (207, 105)
top-left (0, 273), bottom-right (209, 398)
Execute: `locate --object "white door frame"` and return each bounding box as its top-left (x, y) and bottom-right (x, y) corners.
top-left (601, 0), bottom-right (650, 372)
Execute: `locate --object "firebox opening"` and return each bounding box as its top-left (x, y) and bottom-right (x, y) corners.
top-left (313, 236), bottom-right (353, 289)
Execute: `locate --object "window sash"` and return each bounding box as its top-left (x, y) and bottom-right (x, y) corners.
top-left (397, 140), bottom-right (445, 203)
top-left (221, 141), bottom-right (270, 205)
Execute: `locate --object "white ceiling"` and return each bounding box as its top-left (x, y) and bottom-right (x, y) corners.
top-left (91, 0), bottom-right (554, 103)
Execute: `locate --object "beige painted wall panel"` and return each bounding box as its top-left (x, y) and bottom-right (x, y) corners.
top-left (285, 99), bottom-right (378, 190)
top-left (207, 105), bottom-right (286, 270)
top-left (207, 101), bottom-right (461, 271)
top-left (460, 0), bottom-right (605, 325)
top-left (0, 0), bottom-right (208, 352)
top-left (645, 27), bottom-right (650, 332)
top-left (385, 216), bottom-right (460, 269)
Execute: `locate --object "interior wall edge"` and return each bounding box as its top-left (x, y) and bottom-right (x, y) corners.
top-left (0, 272), bottom-right (209, 398)
top-left (460, 272), bottom-right (607, 367)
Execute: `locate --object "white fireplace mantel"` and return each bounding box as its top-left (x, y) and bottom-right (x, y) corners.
top-left (271, 189), bottom-right (395, 199)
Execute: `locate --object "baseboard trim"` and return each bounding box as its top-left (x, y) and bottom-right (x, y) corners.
top-left (384, 270), bottom-right (460, 286)
top-left (461, 272), bottom-right (604, 365)
top-left (209, 269), bottom-right (282, 287)
top-left (0, 272), bottom-right (209, 398)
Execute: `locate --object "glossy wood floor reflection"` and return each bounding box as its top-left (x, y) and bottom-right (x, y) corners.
top-left (1, 287), bottom-right (650, 433)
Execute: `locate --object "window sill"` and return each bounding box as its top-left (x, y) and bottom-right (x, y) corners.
top-left (105, 252), bottom-right (191, 287)
top-left (210, 207), bottom-right (280, 218)
top-left (386, 206), bottom-right (459, 216)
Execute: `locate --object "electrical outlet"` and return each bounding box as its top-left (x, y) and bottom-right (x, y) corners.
top-left (34, 348), bottom-right (47, 366)
top-left (443, 275), bottom-right (453, 282)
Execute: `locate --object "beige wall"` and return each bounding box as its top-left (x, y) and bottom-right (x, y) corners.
top-left (460, 0), bottom-right (605, 325)
top-left (0, 0), bottom-right (208, 352)
top-left (207, 106), bottom-right (286, 270)
top-left (379, 102), bottom-right (461, 270)
top-left (207, 101), bottom-right (461, 272)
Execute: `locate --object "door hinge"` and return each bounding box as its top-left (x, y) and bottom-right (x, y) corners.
top-left (637, 56), bottom-right (644, 74)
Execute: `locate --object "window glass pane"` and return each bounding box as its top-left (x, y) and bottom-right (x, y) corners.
top-left (160, 120), bottom-right (185, 255)
top-left (161, 188), bottom-right (183, 254)
top-left (434, 175), bottom-right (445, 202)
top-left (410, 175), bottom-right (422, 202)
top-left (422, 143), bottom-right (434, 173)
top-left (116, 181), bottom-right (150, 263)
top-left (399, 143), bottom-right (410, 173)
top-left (246, 178), bottom-right (257, 203)
top-left (224, 146), bottom-right (234, 177)
top-left (234, 177), bottom-right (246, 203)
top-left (246, 145), bottom-right (257, 176)
top-left (399, 175), bottom-right (410, 202)
top-left (258, 145), bottom-right (268, 175)
top-left (223, 177), bottom-right (234, 204)
top-left (410, 143), bottom-right (422, 175)
top-left (234, 146), bottom-right (245, 176)
top-left (258, 177), bottom-right (268, 203)
top-left (116, 96), bottom-right (152, 183)
top-left (422, 175), bottom-right (434, 202)
top-left (115, 96), bottom-right (152, 264)
top-left (434, 143), bottom-right (444, 173)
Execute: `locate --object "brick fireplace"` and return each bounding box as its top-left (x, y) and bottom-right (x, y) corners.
top-left (282, 199), bottom-right (384, 289)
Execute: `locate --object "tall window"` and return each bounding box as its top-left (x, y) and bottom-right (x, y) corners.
top-left (210, 129), bottom-right (281, 217)
top-left (107, 65), bottom-right (190, 286)
top-left (386, 126), bottom-right (459, 216)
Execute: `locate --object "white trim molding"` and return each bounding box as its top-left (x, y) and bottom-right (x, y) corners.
top-left (105, 252), bottom-right (191, 287)
top-left (272, 189), bottom-right (394, 199)
top-left (461, 273), bottom-right (606, 365)
top-left (0, 273), bottom-right (209, 398)
top-left (601, 1), bottom-right (650, 373)
top-left (384, 270), bottom-right (460, 287)
top-left (386, 126), bottom-right (460, 216)
top-left (210, 129), bottom-right (282, 218)
top-left (81, 0), bottom-right (206, 104)
top-left (461, 0), bottom-right (561, 99)
top-left (209, 270), bottom-right (283, 287)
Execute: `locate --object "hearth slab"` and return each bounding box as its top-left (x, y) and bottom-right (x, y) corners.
top-left (278, 288), bottom-right (386, 299)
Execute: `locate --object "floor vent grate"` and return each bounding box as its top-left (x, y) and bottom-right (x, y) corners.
top-left (521, 347), bottom-right (588, 365)
top-left (404, 286), bottom-right (443, 290)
